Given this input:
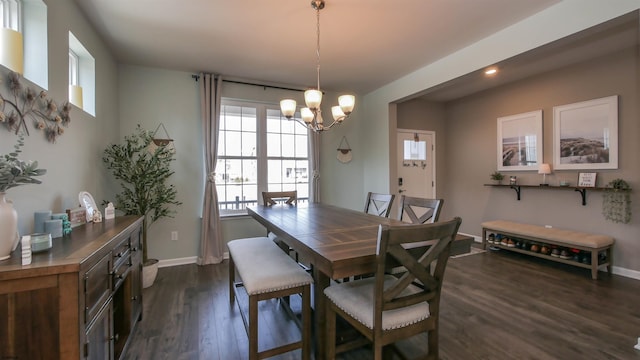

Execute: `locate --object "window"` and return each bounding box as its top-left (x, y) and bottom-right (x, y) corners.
top-left (216, 99), bottom-right (309, 215)
top-left (0, 0), bottom-right (21, 30)
top-left (1, 0), bottom-right (48, 88)
top-left (69, 31), bottom-right (95, 115)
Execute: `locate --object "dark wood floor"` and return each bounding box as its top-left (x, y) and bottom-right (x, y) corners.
top-left (123, 247), bottom-right (640, 359)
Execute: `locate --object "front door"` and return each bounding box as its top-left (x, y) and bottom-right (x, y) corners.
top-left (396, 130), bottom-right (435, 200)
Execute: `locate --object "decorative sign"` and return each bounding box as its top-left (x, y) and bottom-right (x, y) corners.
top-left (66, 208), bottom-right (87, 228)
top-left (578, 172), bottom-right (597, 187)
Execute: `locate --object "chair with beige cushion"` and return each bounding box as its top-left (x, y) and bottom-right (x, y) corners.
top-left (324, 217), bottom-right (462, 359)
top-left (399, 195), bottom-right (443, 224)
top-left (364, 192), bottom-right (395, 218)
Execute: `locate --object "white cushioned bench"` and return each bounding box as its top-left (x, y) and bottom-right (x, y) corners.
top-left (481, 220), bottom-right (614, 279)
top-left (228, 237), bottom-right (313, 360)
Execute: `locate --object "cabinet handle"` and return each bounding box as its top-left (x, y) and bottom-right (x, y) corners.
top-left (110, 333), bottom-right (120, 342)
top-left (116, 251), bottom-right (124, 258)
top-left (117, 274), bottom-right (124, 280)
top-left (131, 247), bottom-right (138, 252)
top-left (131, 296), bottom-right (138, 301)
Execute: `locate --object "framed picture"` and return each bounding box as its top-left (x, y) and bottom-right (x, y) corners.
top-left (497, 110), bottom-right (543, 171)
top-left (553, 95), bottom-right (618, 170)
top-left (578, 172), bottom-right (597, 187)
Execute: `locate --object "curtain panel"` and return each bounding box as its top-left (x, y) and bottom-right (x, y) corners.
top-left (198, 73), bottom-right (224, 265)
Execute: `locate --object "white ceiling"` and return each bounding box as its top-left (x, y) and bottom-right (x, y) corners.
top-left (73, 0), bottom-right (561, 94)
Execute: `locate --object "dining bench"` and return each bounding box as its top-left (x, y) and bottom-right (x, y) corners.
top-left (481, 220), bottom-right (614, 279)
top-left (228, 236), bottom-right (313, 360)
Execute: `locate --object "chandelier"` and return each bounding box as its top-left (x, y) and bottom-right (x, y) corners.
top-left (280, 0), bottom-right (355, 132)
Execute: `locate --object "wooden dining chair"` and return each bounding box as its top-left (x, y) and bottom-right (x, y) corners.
top-left (364, 192), bottom-right (395, 218)
top-left (261, 191), bottom-right (303, 265)
top-left (324, 217), bottom-right (462, 360)
top-left (399, 195), bottom-right (444, 224)
top-left (262, 191), bottom-right (297, 207)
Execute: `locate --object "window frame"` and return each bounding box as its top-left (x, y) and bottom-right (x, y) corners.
top-left (217, 98), bottom-right (309, 217)
top-left (68, 48), bottom-right (79, 85)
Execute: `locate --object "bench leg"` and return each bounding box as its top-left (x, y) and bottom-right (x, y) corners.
top-left (229, 256), bottom-right (235, 304)
top-left (591, 250), bottom-right (598, 280)
top-left (607, 247), bottom-right (613, 274)
top-left (249, 294), bottom-right (258, 360)
top-left (302, 285), bottom-right (311, 360)
top-left (482, 228), bottom-right (487, 250)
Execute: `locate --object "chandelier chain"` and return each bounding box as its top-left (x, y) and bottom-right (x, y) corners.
top-left (315, 5), bottom-right (321, 92)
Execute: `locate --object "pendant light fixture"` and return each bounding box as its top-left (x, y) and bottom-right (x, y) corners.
top-left (280, 0), bottom-right (355, 132)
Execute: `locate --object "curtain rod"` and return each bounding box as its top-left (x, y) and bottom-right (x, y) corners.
top-left (191, 74), bottom-right (304, 93)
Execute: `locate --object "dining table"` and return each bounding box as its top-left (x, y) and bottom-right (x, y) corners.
top-left (247, 202), bottom-right (472, 359)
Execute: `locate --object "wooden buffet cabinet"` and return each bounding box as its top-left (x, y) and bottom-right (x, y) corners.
top-left (0, 216), bottom-right (144, 360)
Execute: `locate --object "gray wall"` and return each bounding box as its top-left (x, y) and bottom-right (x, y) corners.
top-left (0, 0), bottom-right (118, 236)
top-left (116, 66), bottom-right (365, 261)
top-left (398, 46), bottom-right (640, 273)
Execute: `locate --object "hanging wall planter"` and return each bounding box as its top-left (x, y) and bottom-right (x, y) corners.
top-left (147, 123), bottom-right (176, 154)
top-left (336, 136), bottom-right (352, 163)
top-left (602, 178), bottom-right (631, 224)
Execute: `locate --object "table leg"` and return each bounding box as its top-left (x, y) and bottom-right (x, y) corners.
top-left (313, 266), bottom-right (330, 360)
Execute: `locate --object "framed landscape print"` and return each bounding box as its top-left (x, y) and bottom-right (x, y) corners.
top-left (497, 110), bottom-right (543, 171)
top-left (553, 95), bottom-right (618, 170)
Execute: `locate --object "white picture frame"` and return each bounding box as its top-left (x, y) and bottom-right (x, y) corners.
top-left (497, 110), bottom-right (543, 171)
top-left (553, 95), bottom-right (618, 170)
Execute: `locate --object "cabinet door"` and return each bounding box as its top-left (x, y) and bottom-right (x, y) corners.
top-left (85, 300), bottom-right (113, 360)
top-left (84, 253), bottom-right (112, 326)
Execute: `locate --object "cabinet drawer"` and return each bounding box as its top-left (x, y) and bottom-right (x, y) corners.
top-left (112, 252), bottom-right (131, 291)
top-left (84, 253), bottom-right (112, 326)
top-left (112, 236), bottom-right (131, 261)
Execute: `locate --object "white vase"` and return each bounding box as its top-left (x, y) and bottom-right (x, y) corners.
top-left (0, 192), bottom-right (19, 261)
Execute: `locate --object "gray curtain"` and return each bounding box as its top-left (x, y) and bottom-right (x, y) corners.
top-left (198, 73), bottom-right (224, 265)
top-left (309, 130), bottom-right (321, 203)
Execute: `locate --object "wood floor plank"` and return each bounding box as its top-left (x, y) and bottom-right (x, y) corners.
top-left (123, 248), bottom-right (640, 359)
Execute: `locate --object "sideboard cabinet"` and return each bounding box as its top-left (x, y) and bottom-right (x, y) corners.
top-left (0, 215), bottom-right (144, 360)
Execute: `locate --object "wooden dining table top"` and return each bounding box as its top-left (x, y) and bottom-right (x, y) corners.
top-left (247, 203), bottom-right (472, 279)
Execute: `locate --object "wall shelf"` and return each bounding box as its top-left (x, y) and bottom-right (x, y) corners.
top-left (483, 184), bottom-right (625, 206)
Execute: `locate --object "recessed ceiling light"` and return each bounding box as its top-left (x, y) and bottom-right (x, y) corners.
top-left (485, 68), bottom-right (498, 75)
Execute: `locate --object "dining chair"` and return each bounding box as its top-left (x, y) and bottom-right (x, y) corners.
top-left (262, 191), bottom-right (297, 251)
top-left (261, 191), bottom-right (307, 268)
top-left (262, 190), bottom-right (297, 207)
top-left (364, 192), bottom-right (395, 218)
top-left (324, 217), bottom-right (462, 360)
top-left (399, 195), bottom-right (444, 224)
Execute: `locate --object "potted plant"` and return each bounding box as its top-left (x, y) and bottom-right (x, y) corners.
top-left (602, 178), bottom-right (631, 224)
top-left (102, 125), bottom-right (181, 287)
top-left (0, 135), bottom-right (46, 260)
top-left (490, 171), bottom-right (504, 184)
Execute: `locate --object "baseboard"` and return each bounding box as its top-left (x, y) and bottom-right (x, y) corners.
top-left (612, 266), bottom-right (640, 281)
top-left (158, 256), bottom-right (198, 268)
top-left (459, 232), bottom-right (482, 243)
